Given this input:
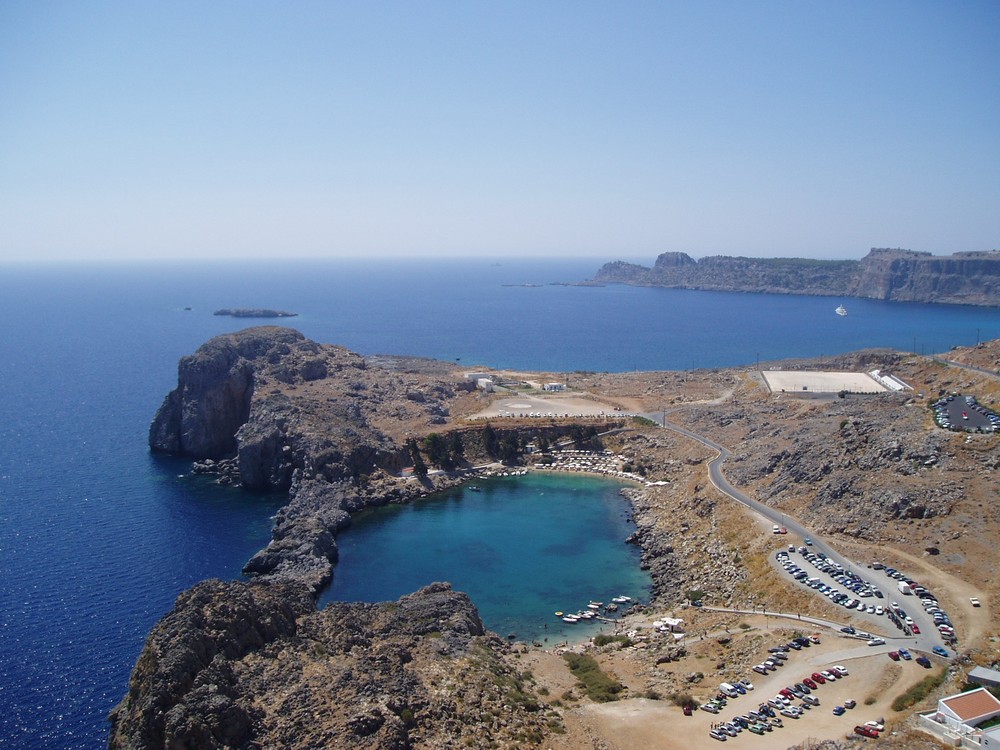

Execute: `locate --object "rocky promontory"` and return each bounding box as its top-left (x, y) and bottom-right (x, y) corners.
top-left (594, 247), bottom-right (1000, 306)
top-left (109, 581), bottom-right (554, 750)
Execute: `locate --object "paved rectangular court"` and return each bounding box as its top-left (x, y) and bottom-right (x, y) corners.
top-left (762, 370), bottom-right (888, 394)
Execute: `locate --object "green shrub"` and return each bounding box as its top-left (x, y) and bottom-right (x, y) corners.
top-left (562, 653), bottom-right (625, 702)
top-left (593, 634), bottom-right (633, 648)
top-left (891, 669), bottom-right (947, 712)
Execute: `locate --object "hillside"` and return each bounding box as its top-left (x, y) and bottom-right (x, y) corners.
top-left (114, 328), bottom-right (1000, 749)
top-left (594, 248), bottom-right (1000, 306)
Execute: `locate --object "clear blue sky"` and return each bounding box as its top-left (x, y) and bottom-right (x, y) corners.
top-left (1, 1), bottom-right (997, 262)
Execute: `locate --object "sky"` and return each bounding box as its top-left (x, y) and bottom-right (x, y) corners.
top-left (1, 1), bottom-right (997, 263)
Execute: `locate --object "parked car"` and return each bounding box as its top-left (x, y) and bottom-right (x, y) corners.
top-left (708, 728), bottom-right (727, 741)
top-left (916, 656), bottom-right (932, 668)
top-left (898, 648), bottom-right (912, 660)
top-left (683, 704), bottom-right (693, 716)
top-left (855, 724), bottom-right (879, 738)
top-left (803, 678), bottom-right (817, 690)
top-left (932, 646), bottom-right (949, 657)
top-left (911, 624), bottom-right (921, 634)
top-left (865, 720), bottom-right (885, 731)
top-left (833, 705), bottom-right (846, 716)
top-left (868, 637), bottom-right (885, 646)
top-left (844, 699), bottom-right (857, 709)
top-left (888, 651), bottom-right (900, 661)
top-left (811, 672), bottom-right (827, 684)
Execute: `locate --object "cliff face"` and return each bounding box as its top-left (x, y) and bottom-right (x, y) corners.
top-left (109, 581), bottom-right (553, 750)
top-left (108, 579), bottom-right (313, 750)
top-left (594, 248), bottom-right (1000, 306)
top-left (149, 327), bottom-right (306, 459)
top-left (853, 249), bottom-right (1000, 304)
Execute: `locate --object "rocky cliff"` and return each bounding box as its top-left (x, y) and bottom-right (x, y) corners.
top-left (109, 581), bottom-right (555, 750)
top-left (594, 248), bottom-right (1000, 306)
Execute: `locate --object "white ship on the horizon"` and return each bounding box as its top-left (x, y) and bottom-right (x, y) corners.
top-left (835, 304), bottom-right (847, 316)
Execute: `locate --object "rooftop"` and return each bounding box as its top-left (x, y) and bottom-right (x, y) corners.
top-left (940, 688), bottom-right (1000, 723)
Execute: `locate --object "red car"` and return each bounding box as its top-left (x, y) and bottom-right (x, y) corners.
top-left (855, 725), bottom-right (879, 738)
top-left (803, 678), bottom-right (817, 690)
top-left (888, 651), bottom-right (900, 661)
top-left (911, 624), bottom-right (921, 634)
top-left (811, 672), bottom-right (826, 684)
top-left (683, 704), bottom-right (693, 716)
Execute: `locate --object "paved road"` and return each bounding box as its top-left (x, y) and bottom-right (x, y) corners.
top-left (653, 412), bottom-right (951, 660)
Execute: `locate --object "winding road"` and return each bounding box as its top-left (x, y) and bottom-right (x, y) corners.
top-left (650, 408), bottom-right (952, 660)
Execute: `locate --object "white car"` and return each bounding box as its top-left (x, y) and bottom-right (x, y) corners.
top-left (867, 637), bottom-right (885, 646)
top-left (865, 720), bottom-right (885, 731)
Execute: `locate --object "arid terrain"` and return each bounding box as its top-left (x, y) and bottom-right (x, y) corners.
top-left (114, 329), bottom-right (1000, 749)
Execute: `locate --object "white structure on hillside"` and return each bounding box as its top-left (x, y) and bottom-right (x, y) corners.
top-left (543, 382), bottom-right (566, 392)
top-left (919, 687), bottom-right (1000, 746)
top-left (869, 369), bottom-right (912, 391)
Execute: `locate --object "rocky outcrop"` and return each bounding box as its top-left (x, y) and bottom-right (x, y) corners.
top-left (148, 328), bottom-right (305, 459)
top-left (110, 582), bottom-right (555, 750)
top-left (108, 579), bottom-right (313, 750)
top-left (594, 247), bottom-right (1000, 306)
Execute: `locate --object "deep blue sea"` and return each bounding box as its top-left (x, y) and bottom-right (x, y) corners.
top-left (1, 257), bottom-right (998, 749)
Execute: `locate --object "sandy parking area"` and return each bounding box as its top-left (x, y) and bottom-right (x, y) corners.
top-left (471, 392), bottom-right (625, 419)
top-left (523, 618), bottom-right (922, 749)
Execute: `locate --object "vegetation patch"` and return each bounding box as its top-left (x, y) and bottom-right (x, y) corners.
top-left (891, 668), bottom-right (947, 712)
top-left (562, 653), bottom-right (625, 702)
top-left (592, 634), bottom-right (633, 648)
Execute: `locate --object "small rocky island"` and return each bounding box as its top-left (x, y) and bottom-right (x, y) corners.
top-left (594, 247), bottom-right (1000, 307)
top-left (213, 308), bottom-right (298, 318)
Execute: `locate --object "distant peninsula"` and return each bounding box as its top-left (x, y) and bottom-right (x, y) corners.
top-left (213, 308), bottom-right (298, 318)
top-left (593, 247), bottom-right (1000, 307)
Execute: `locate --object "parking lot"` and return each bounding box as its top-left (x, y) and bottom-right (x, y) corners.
top-left (772, 546), bottom-right (956, 655)
top-left (932, 393), bottom-right (999, 432)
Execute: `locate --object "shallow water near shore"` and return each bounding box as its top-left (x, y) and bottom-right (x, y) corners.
top-left (321, 472), bottom-right (651, 644)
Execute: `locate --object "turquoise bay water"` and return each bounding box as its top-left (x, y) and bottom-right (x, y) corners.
top-left (321, 472), bottom-right (650, 644)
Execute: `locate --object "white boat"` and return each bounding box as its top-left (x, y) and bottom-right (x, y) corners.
top-left (611, 595), bottom-right (631, 603)
top-left (835, 305), bottom-right (847, 316)
top-left (562, 615), bottom-right (580, 623)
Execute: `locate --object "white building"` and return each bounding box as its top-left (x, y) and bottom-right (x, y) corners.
top-left (933, 687), bottom-right (1000, 732)
top-left (543, 382), bottom-right (566, 392)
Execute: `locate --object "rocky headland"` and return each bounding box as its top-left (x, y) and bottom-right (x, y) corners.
top-left (116, 326), bottom-right (1000, 749)
top-left (594, 247), bottom-right (1000, 306)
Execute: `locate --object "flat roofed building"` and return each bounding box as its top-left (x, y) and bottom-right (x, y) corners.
top-left (969, 666), bottom-right (1000, 689)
